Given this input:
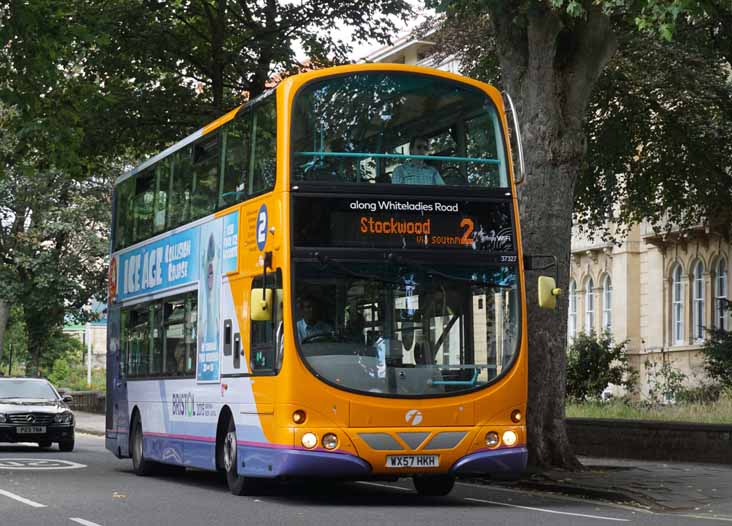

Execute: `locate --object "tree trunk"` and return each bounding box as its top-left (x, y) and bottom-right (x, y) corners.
top-left (489, 3), bottom-right (617, 469)
top-left (0, 300), bottom-right (9, 364)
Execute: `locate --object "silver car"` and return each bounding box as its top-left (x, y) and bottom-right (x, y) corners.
top-left (0, 377), bottom-right (75, 451)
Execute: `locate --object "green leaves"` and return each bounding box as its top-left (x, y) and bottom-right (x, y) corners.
top-left (702, 328), bottom-right (732, 391)
top-left (566, 332), bottom-right (637, 401)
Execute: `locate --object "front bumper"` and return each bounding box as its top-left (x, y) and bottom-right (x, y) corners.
top-left (236, 443), bottom-right (527, 479)
top-left (0, 424), bottom-right (75, 444)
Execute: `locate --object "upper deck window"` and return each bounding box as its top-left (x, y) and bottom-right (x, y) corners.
top-left (291, 71), bottom-right (508, 188)
top-left (113, 95), bottom-right (276, 252)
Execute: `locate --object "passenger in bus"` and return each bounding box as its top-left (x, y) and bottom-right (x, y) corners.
top-left (296, 295), bottom-right (333, 342)
top-left (392, 136), bottom-right (445, 185)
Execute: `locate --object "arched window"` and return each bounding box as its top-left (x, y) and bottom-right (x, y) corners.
top-left (715, 258), bottom-right (728, 330)
top-left (602, 274), bottom-right (612, 331)
top-left (584, 277), bottom-right (595, 334)
top-left (568, 280), bottom-right (577, 341)
top-left (672, 264), bottom-right (684, 345)
top-left (692, 260), bottom-right (705, 341)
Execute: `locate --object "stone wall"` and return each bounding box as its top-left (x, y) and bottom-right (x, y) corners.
top-left (567, 418), bottom-right (732, 464)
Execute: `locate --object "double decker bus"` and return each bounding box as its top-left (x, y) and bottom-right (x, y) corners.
top-left (106, 64), bottom-right (558, 496)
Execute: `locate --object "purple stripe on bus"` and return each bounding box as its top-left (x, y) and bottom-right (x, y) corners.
top-left (144, 431), bottom-right (216, 442)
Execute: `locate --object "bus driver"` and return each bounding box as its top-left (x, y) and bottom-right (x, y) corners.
top-left (296, 295), bottom-right (333, 342)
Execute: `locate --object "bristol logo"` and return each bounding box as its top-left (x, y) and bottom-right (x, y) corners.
top-left (405, 409), bottom-right (423, 426)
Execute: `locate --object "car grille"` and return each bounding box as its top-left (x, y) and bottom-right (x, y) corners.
top-left (7, 413), bottom-right (56, 425)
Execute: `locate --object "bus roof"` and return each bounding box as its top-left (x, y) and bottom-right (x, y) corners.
top-left (116, 63), bottom-right (499, 187)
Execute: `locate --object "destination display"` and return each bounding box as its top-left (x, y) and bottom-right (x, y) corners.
top-left (293, 196), bottom-right (515, 252)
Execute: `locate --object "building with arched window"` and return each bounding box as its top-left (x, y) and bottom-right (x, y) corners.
top-left (570, 224), bottom-right (731, 399)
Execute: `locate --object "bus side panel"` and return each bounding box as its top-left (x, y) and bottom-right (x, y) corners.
top-left (105, 305), bottom-right (130, 458)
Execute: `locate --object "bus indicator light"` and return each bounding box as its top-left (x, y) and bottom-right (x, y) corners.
top-left (292, 410), bottom-right (306, 424)
top-left (511, 410), bottom-right (522, 423)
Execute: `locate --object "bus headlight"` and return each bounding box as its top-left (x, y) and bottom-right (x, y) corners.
top-left (321, 433), bottom-right (338, 450)
top-left (485, 432), bottom-right (500, 447)
top-left (502, 431), bottom-right (518, 446)
top-left (301, 432), bottom-right (318, 449)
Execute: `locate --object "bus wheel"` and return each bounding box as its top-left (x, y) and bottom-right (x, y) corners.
top-left (131, 416), bottom-right (155, 476)
top-left (413, 475), bottom-right (455, 496)
top-left (223, 418), bottom-right (249, 495)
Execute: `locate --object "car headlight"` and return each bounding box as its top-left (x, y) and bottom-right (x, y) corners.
top-left (0, 413), bottom-right (6, 423)
top-left (54, 412), bottom-right (74, 424)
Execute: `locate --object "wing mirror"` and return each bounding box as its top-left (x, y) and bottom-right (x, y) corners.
top-left (250, 288), bottom-right (273, 321)
top-left (63, 395), bottom-right (73, 403)
top-left (538, 276), bottom-right (562, 309)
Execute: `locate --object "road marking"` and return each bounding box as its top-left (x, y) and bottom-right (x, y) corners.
top-left (70, 518), bottom-right (104, 526)
top-left (356, 481), bottom-right (412, 492)
top-left (0, 458), bottom-right (87, 470)
top-left (457, 481), bottom-right (650, 514)
top-left (0, 488), bottom-right (47, 508)
top-left (465, 497), bottom-right (630, 522)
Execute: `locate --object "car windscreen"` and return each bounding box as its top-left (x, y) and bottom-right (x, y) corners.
top-left (0, 380), bottom-right (58, 400)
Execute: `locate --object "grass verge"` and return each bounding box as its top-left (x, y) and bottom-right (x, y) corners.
top-left (566, 394), bottom-right (732, 424)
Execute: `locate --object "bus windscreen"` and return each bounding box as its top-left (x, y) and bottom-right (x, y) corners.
top-left (291, 71), bottom-right (509, 188)
top-left (293, 260), bottom-right (519, 396)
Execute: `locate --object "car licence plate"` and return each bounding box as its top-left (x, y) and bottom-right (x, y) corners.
top-left (17, 426), bottom-right (46, 434)
top-left (385, 455), bottom-right (439, 468)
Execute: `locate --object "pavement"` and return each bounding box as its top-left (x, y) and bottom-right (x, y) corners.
top-left (74, 411), bottom-right (732, 519)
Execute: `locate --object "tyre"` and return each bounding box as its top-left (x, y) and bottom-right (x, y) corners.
top-left (38, 440), bottom-right (52, 449)
top-left (413, 475), bottom-right (455, 496)
top-left (223, 418), bottom-right (249, 495)
top-left (58, 438), bottom-right (75, 452)
top-left (131, 416), bottom-right (155, 476)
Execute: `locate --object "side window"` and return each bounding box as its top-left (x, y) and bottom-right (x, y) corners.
top-left (250, 270), bottom-right (282, 373)
top-left (149, 303), bottom-right (163, 376)
top-left (162, 293), bottom-right (197, 376)
top-left (154, 160), bottom-right (170, 234)
top-left (132, 169), bottom-right (155, 243)
top-left (114, 177), bottom-right (135, 250)
top-left (186, 293), bottom-right (198, 375)
top-left (119, 309), bottom-right (129, 377)
top-left (249, 99), bottom-right (277, 195)
top-left (122, 291), bottom-right (197, 378)
top-left (127, 304), bottom-right (150, 377)
top-left (191, 133), bottom-right (220, 219)
top-left (220, 112), bottom-right (251, 207)
top-left (169, 147), bottom-right (192, 228)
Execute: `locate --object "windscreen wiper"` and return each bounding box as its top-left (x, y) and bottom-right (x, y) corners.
top-left (387, 253), bottom-right (513, 288)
